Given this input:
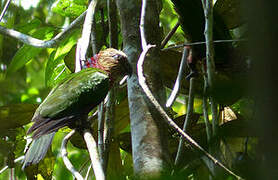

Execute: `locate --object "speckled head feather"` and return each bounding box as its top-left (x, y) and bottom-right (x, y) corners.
top-left (97, 48), bottom-right (132, 79)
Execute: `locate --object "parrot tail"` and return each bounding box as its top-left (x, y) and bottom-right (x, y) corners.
top-left (22, 132), bottom-right (55, 169)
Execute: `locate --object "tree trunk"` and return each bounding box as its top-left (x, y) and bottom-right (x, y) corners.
top-left (116, 0), bottom-right (171, 178)
top-left (248, 0), bottom-right (278, 179)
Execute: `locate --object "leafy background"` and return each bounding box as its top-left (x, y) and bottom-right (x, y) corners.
top-left (0, 0), bottom-right (253, 179)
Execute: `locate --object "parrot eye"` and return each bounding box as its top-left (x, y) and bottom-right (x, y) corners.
top-left (112, 54), bottom-right (120, 59)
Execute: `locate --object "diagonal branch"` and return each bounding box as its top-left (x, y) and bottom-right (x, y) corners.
top-left (161, 21), bottom-right (180, 49)
top-left (138, 1), bottom-right (242, 179)
top-left (174, 76), bottom-right (196, 167)
top-left (0, 11), bottom-right (86, 48)
top-left (61, 130), bottom-right (84, 180)
top-left (83, 129), bottom-right (105, 180)
top-left (79, 0), bottom-right (99, 61)
top-left (0, 0), bottom-right (11, 22)
top-left (137, 45), bottom-right (242, 180)
top-left (166, 46), bottom-right (188, 107)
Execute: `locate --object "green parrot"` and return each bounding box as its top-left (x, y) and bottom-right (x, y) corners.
top-left (22, 48), bottom-right (132, 169)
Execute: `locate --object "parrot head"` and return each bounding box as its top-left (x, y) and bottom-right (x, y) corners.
top-left (85, 48), bottom-right (132, 82)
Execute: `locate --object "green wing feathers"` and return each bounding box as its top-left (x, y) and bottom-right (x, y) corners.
top-left (27, 68), bottom-right (110, 138)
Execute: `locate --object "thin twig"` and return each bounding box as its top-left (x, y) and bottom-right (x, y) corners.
top-left (61, 130), bottom-right (84, 180)
top-left (83, 129), bottom-right (105, 180)
top-left (10, 168), bottom-right (15, 180)
top-left (0, 11), bottom-right (87, 48)
top-left (202, 65), bottom-right (212, 142)
top-left (85, 163), bottom-right (92, 180)
top-left (79, 0), bottom-right (99, 61)
top-left (0, 0), bottom-right (11, 22)
top-left (97, 102), bottom-right (105, 166)
top-left (174, 77), bottom-right (196, 166)
top-left (203, 96), bottom-right (212, 142)
top-left (0, 156), bottom-right (24, 174)
top-left (103, 89), bottom-right (116, 173)
top-left (166, 46), bottom-right (188, 107)
top-left (161, 39), bottom-right (247, 51)
top-left (161, 21), bottom-right (180, 49)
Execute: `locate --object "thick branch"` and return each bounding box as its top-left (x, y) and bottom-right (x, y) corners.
top-left (79, 0), bottom-right (99, 60)
top-left (83, 130), bottom-right (105, 180)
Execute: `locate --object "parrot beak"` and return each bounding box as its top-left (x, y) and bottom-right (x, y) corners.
top-left (119, 61), bottom-right (132, 86)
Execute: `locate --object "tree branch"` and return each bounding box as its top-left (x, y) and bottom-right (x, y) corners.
top-left (0, 156), bottom-right (24, 174)
top-left (161, 21), bottom-right (180, 49)
top-left (137, 45), bottom-right (242, 179)
top-left (103, 89), bottom-right (116, 173)
top-left (61, 130), bottom-right (84, 180)
top-left (0, 0), bottom-right (11, 22)
top-left (83, 129), bottom-right (105, 180)
top-left (166, 46), bottom-right (188, 107)
top-left (202, 0), bottom-right (218, 139)
top-left (97, 102), bottom-right (105, 167)
top-left (174, 76), bottom-right (196, 167)
top-left (137, 1), bottom-right (241, 175)
top-left (162, 39), bottom-right (246, 51)
top-left (139, 0), bottom-right (148, 49)
top-left (79, 0), bottom-right (99, 61)
top-left (0, 11), bottom-right (86, 48)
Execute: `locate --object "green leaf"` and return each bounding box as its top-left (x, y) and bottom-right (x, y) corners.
top-left (45, 50), bottom-right (69, 87)
top-left (6, 27), bottom-right (55, 75)
top-left (0, 104), bottom-right (38, 130)
top-left (52, 0), bottom-right (87, 18)
top-left (45, 30), bottom-right (79, 87)
top-left (64, 44), bottom-right (76, 72)
top-left (15, 18), bottom-right (42, 34)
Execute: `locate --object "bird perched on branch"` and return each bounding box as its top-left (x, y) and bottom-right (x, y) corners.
top-left (22, 48), bottom-right (132, 169)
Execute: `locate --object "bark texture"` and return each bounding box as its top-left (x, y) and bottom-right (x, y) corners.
top-left (116, 0), bottom-right (171, 178)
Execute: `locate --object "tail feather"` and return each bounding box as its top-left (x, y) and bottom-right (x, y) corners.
top-left (32, 116), bottom-right (74, 139)
top-left (22, 132), bottom-right (55, 169)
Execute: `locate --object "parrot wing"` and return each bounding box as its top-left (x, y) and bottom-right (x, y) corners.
top-left (28, 68), bottom-right (110, 138)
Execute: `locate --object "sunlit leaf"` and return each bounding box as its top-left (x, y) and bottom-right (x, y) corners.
top-left (15, 18), bottom-right (42, 34)
top-left (38, 149), bottom-right (56, 180)
top-left (52, 0), bottom-right (87, 18)
top-left (6, 27), bottom-right (55, 75)
top-left (45, 30), bottom-right (79, 87)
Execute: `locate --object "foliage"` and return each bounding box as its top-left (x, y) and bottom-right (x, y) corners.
top-left (0, 0), bottom-right (252, 179)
